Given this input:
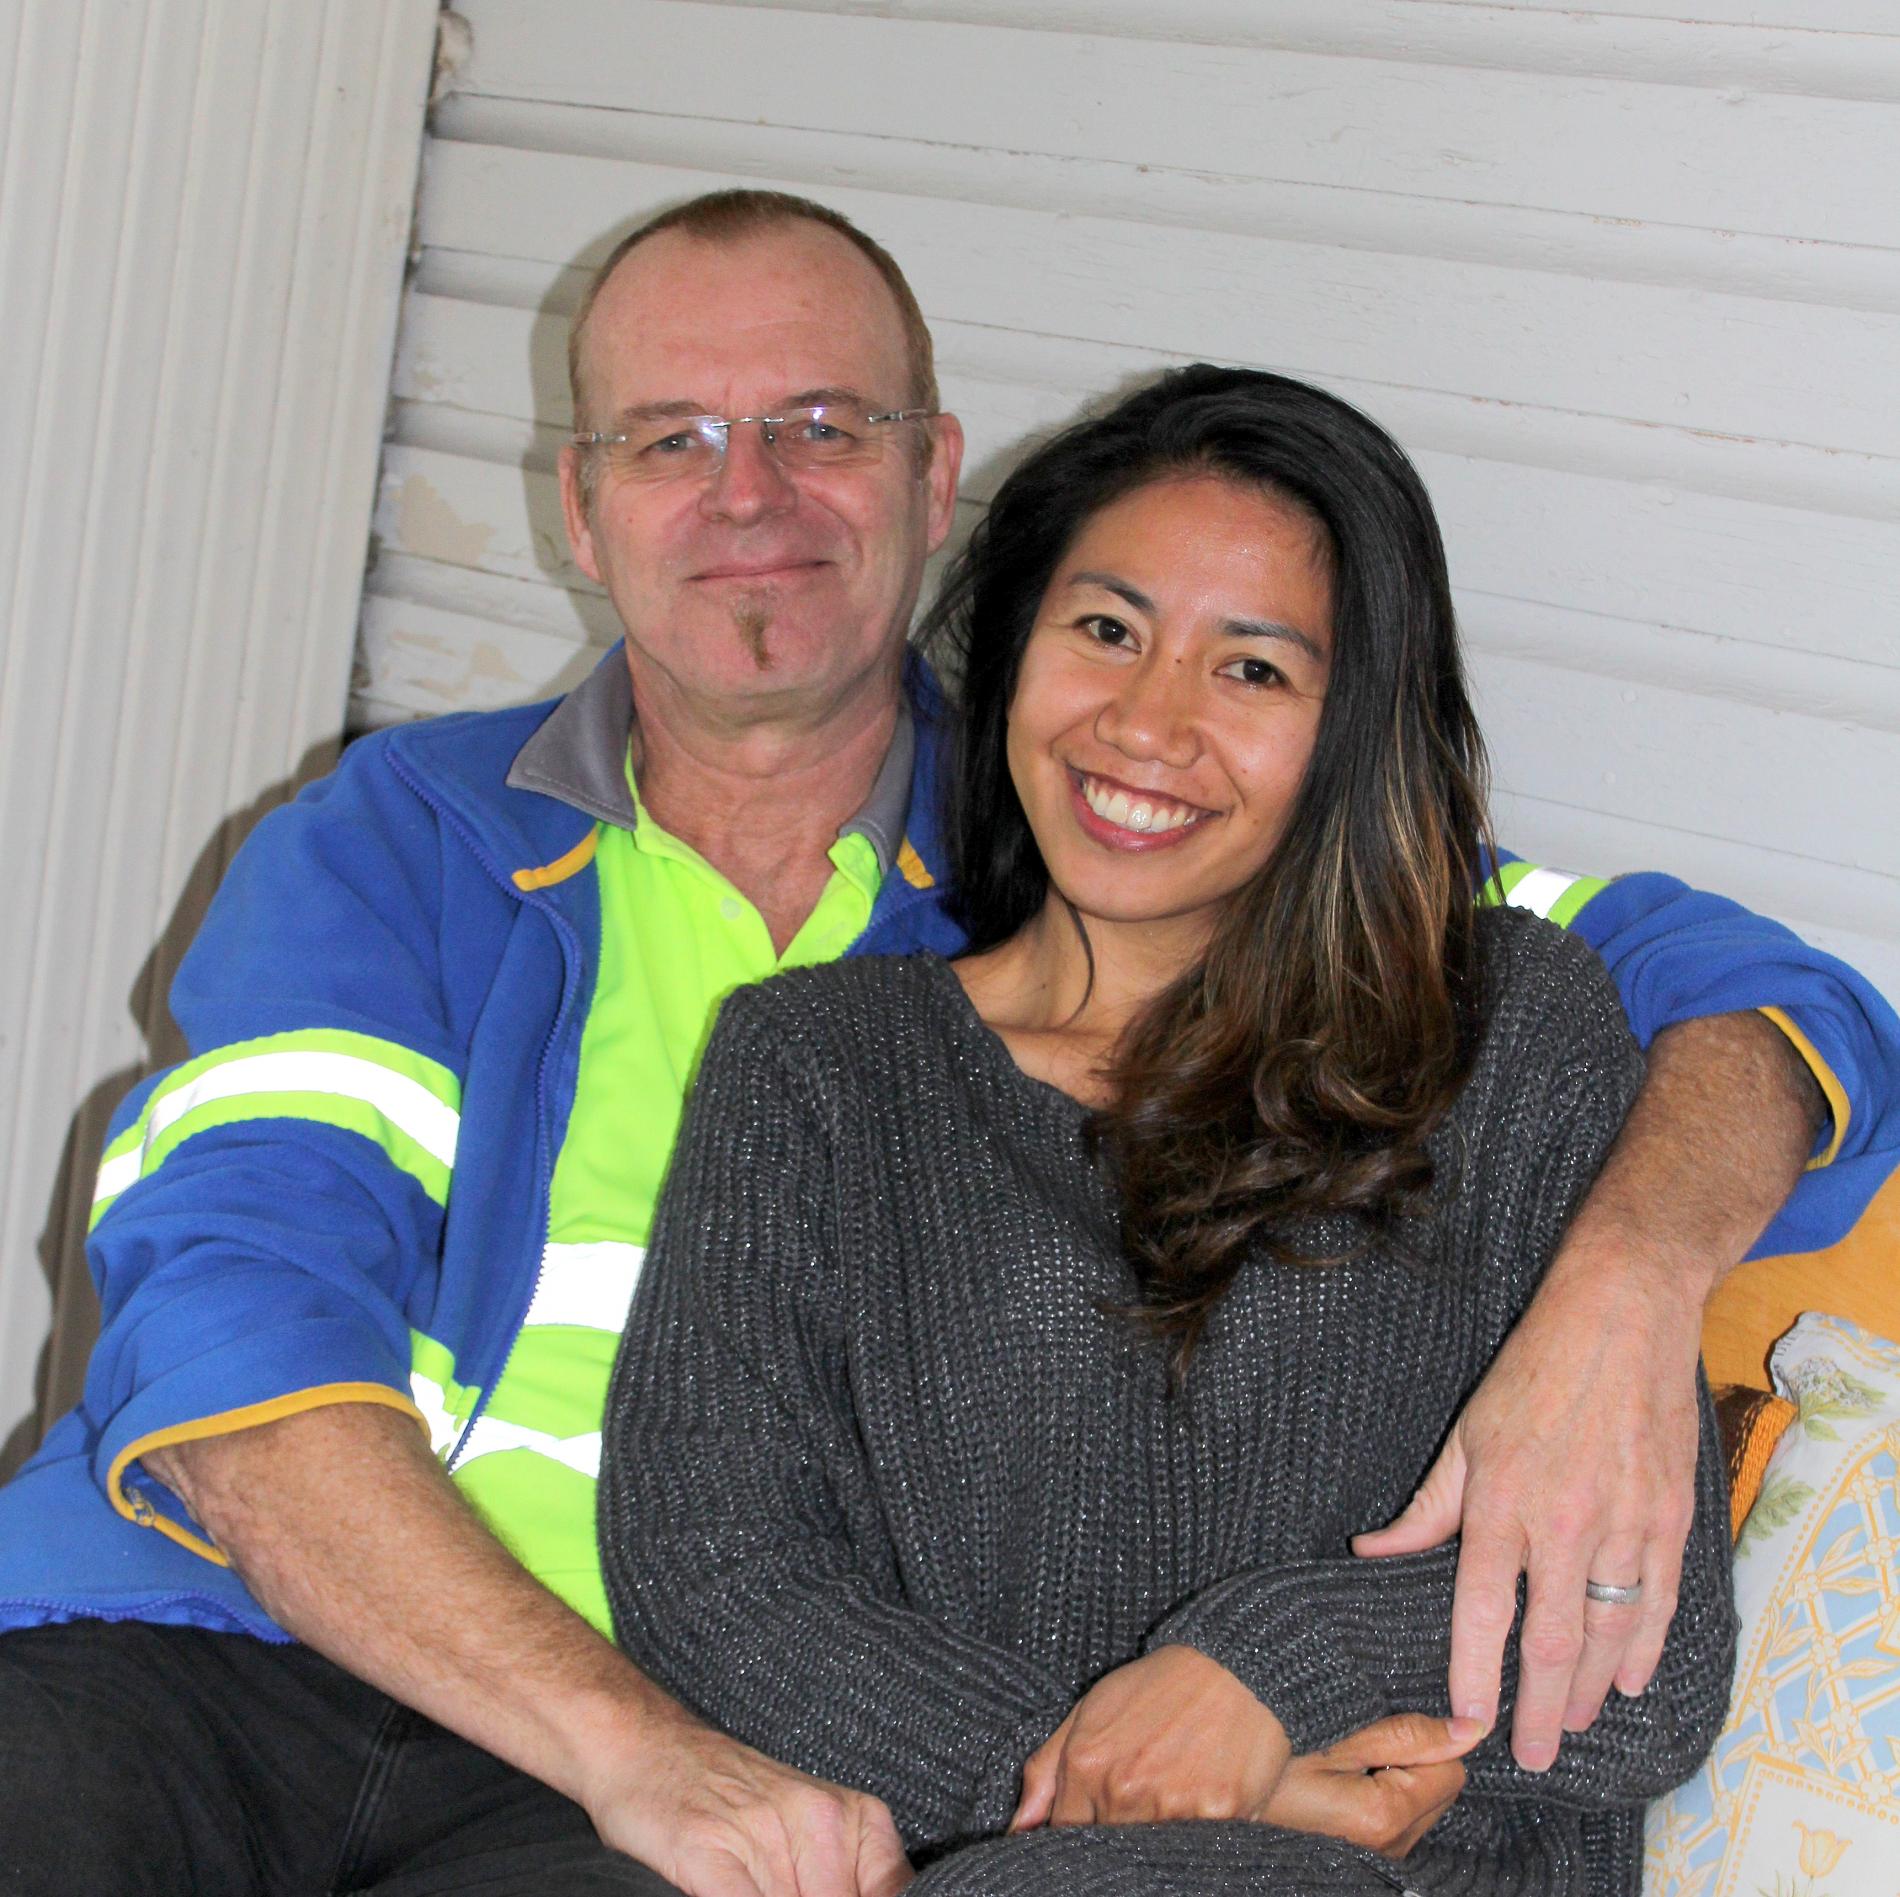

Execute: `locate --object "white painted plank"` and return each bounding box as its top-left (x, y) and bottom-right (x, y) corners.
top-left (704, 0), bottom-right (1900, 64)
top-left (418, 145), bottom-right (1900, 461)
top-left (374, 444), bottom-right (582, 590)
top-left (394, 291), bottom-right (1900, 669)
top-left (1450, 0), bottom-right (1898, 35)
top-left (452, 1), bottom-right (1900, 240)
top-left (1458, 595), bottom-right (1900, 736)
top-left (356, 594), bottom-right (604, 721)
top-left (432, 95), bottom-right (1900, 315)
top-left (368, 548), bottom-right (617, 641)
top-left (1472, 649), bottom-right (1899, 876)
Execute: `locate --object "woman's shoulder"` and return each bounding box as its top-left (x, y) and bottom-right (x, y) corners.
top-left (712, 951), bottom-right (968, 1067)
top-left (1469, 903), bottom-right (1642, 1091)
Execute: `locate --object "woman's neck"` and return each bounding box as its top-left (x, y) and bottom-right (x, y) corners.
top-left (954, 898), bottom-right (1208, 1106)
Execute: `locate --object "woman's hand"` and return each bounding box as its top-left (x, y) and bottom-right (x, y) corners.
top-left (1264, 1711), bottom-right (1478, 1858)
top-left (1009, 1645), bottom-right (1294, 1828)
top-left (1009, 1644), bottom-right (1481, 1851)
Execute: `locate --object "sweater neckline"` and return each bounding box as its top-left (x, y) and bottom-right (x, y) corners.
top-left (919, 952), bottom-right (1097, 1130)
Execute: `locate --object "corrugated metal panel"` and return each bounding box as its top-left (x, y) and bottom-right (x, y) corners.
top-left (0, 0), bottom-right (437, 1464)
top-left (356, 0), bottom-right (1899, 1006)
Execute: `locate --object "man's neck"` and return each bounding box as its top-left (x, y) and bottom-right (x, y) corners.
top-left (629, 660), bottom-right (902, 953)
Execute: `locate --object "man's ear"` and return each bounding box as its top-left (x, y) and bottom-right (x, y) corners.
top-left (558, 442), bottom-right (603, 585)
top-left (923, 411), bottom-right (965, 555)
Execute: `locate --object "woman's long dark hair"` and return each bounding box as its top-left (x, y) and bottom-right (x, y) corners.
top-left (923, 366), bottom-right (1494, 1373)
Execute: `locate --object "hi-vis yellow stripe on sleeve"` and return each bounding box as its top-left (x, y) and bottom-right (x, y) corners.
top-left (90, 1029), bottom-right (462, 1228)
top-left (1481, 859), bottom-right (1610, 930)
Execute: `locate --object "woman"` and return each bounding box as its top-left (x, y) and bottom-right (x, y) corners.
top-left (599, 367), bottom-right (1735, 1894)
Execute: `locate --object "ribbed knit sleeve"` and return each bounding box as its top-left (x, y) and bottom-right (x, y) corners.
top-left (599, 988), bottom-right (1071, 1849)
top-left (1146, 1406), bottom-right (1735, 1806)
top-left (1147, 1044), bottom-right (1739, 1804)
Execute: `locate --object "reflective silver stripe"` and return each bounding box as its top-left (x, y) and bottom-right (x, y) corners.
top-left (92, 1050), bottom-right (460, 1206)
top-left (444, 1242), bottom-right (644, 1479)
top-left (1503, 866), bottom-right (1582, 921)
top-left (455, 1413), bottom-right (603, 1478)
top-left (94, 1149), bottom-right (142, 1204)
top-left (523, 1240), bottom-right (646, 1332)
top-left (409, 1371), bottom-right (461, 1457)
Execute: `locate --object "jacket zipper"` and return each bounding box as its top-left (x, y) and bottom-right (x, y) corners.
top-left (384, 748), bottom-right (584, 1474)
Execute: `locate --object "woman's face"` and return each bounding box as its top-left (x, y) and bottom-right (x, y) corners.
top-left (1006, 474), bottom-right (1334, 947)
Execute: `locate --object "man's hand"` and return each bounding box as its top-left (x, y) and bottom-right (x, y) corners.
top-left (585, 1713), bottom-right (911, 1897)
top-left (1010, 1646), bottom-right (1293, 1829)
top-left (1264, 1712), bottom-right (1477, 1859)
top-left (1352, 1011), bottom-right (1824, 1771)
top-left (1352, 1253), bottom-right (1703, 1770)
top-left (149, 1403), bottom-right (909, 1897)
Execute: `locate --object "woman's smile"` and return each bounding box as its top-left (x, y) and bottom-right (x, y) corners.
top-left (1069, 769), bottom-right (1214, 847)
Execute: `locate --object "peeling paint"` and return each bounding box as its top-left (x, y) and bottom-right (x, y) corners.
top-left (395, 473), bottom-right (495, 567)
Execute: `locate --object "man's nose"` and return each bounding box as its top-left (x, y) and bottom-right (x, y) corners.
top-left (697, 421), bottom-right (796, 523)
top-left (1094, 655), bottom-right (1201, 769)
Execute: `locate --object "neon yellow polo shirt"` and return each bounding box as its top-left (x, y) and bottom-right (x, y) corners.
top-left (449, 758), bottom-right (878, 1632)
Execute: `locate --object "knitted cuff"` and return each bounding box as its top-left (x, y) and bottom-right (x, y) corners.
top-left (963, 1702), bottom-right (1072, 1837)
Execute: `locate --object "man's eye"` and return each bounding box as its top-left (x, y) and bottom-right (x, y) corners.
top-left (792, 416), bottom-right (854, 444)
top-left (644, 431), bottom-right (703, 456)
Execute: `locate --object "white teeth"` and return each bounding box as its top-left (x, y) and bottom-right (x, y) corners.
top-left (1080, 775), bottom-right (1200, 835)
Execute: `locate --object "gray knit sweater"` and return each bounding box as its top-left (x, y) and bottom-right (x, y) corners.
top-left (600, 909), bottom-right (1736, 1895)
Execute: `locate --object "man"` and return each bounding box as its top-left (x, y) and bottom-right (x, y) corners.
top-left (0, 191), bottom-right (1889, 1896)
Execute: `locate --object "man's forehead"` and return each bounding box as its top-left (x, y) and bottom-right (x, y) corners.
top-left (581, 223), bottom-right (911, 406)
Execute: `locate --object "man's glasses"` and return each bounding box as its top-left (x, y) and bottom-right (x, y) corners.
top-left (571, 403), bottom-right (935, 483)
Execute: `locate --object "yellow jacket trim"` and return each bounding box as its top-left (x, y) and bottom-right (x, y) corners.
top-left (513, 830), bottom-right (599, 892)
top-left (107, 1383), bottom-right (429, 1566)
top-left (1758, 1006), bottom-right (1848, 1170)
top-left (896, 838), bottom-right (934, 891)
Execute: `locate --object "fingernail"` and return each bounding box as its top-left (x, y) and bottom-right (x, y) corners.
top-left (1518, 1741), bottom-right (1556, 1774)
top-left (1456, 1700), bottom-right (1491, 1727)
top-left (1447, 1717), bottom-right (1486, 1745)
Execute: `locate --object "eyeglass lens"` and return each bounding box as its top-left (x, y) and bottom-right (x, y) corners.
top-left (599, 405), bottom-right (908, 481)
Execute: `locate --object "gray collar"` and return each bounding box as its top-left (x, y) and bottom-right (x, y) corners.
top-left (505, 647), bottom-right (914, 876)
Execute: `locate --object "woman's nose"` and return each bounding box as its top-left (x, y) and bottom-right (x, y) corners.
top-left (1093, 655), bottom-right (1200, 769)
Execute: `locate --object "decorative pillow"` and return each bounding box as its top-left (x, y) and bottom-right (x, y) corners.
top-left (1644, 1313), bottom-right (1900, 1897)
top-left (1712, 1385), bottom-right (1799, 1540)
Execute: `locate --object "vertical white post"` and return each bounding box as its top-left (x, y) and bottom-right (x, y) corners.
top-left (0, 0), bottom-right (440, 1468)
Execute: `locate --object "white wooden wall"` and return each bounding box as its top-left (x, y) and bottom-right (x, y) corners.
top-left (0, 0), bottom-right (438, 1462)
top-left (361, 0), bottom-right (1900, 1006)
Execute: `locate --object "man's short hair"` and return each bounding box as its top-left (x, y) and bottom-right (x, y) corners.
top-left (566, 189), bottom-right (939, 436)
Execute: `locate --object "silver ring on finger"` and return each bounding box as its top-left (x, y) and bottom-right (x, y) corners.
top-left (1584, 1579), bottom-right (1642, 1606)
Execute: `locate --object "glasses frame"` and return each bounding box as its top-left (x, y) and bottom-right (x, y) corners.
top-left (570, 405), bottom-right (938, 476)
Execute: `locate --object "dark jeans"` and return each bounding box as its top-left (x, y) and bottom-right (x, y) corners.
top-left (0, 1619), bottom-right (684, 1895)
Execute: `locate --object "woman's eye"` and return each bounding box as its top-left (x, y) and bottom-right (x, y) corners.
top-left (1081, 614), bottom-right (1134, 647)
top-left (1221, 655), bottom-right (1284, 688)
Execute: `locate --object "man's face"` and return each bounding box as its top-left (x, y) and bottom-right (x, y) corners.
top-left (560, 222), bottom-right (963, 725)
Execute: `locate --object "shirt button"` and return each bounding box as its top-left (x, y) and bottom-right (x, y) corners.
top-left (719, 897), bottom-right (744, 921)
